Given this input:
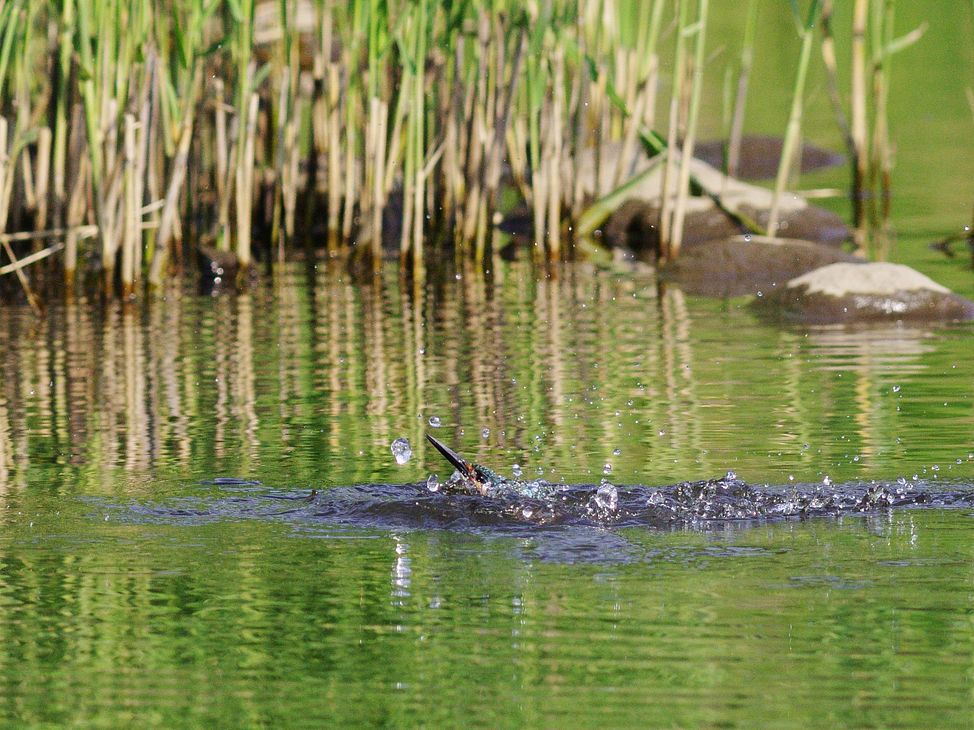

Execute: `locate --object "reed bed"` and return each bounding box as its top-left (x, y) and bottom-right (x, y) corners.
top-left (0, 0), bottom-right (914, 304)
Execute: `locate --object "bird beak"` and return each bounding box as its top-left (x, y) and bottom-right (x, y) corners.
top-left (426, 433), bottom-right (474, 477)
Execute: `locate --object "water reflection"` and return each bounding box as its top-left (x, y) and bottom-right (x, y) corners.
top-left (0, 262), bottom-right (972, 492)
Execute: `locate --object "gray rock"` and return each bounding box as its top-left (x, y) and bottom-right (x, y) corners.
top-left (759, 262), bottom-right (974, 323)
top-left (662, 236), bottom-right (862, 298)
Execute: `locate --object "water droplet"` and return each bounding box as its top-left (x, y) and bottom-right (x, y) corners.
top-left (512, 463), bottom-right (522, 478)
top-left (428, 416), bottom-right (441, 428)
top-left (603, 463), bottom-right (613, 475)
top-left (612, 448), bottom-right (622, 456)
top-left (593, 483), bottom-right (618, 512)
top-left (892, 385), bottom-right (901, 393)
top-left (391, 437), bottom-right (412, 465)
top-left (481, 428), bottom-right (490, 439)
top-left (426, 475), bottom-right (440, 493)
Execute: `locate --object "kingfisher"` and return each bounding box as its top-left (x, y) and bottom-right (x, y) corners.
top-left (426, 433), bottom-right (508, 496)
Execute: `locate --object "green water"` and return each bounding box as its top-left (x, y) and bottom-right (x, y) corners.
top-left (3, 4), bottom-right (974, 727)
top-left (1, 265), bottom-right (973, 727)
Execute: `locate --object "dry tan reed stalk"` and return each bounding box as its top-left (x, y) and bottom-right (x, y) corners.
top-left (0, 241), bottom-right (63, 276)
top-left (459, 14), bottom-right (490, 246)
top-left (0, 116), bottom-right (42, 313)
top-left (613, 72), bottom-right (648, 191)
top-left (341, 102), bottom-right (357, 242)
top-left (121, 113), bottom-right (138, 296)
top-left (0, 225), bottom-right (98, 244)
top-left (272, 66), bottom-right (290, 258)
top-left (236, 91), bottom-right (259, 273)
top-left (659, 1), bottom-right (688, 260)
top-left (409, 21), bottom-right (426, 278)
top-left (547, 44), bottom-right (565, 261)
top-left (325, 62), bottom-right (341, 251)
top-left (442, 37), bottom-right (465, 229)
top-left (64, 150), bottom-right (89, 284)
top-left (368, 96), bottom-right (387, 271)
top-left (33, 127), bottom-right (51, 232)
top-left (283, 83), bottom-right (301, 253)
top-left (670, 0), bottom-right (708, 259)
top-left (570, 12), bottom-right (588, 221)
top-left (151, 94), bottom-right (196, 286)
top-left (473, 18), bottom-right (504, 262)
top-left (214, 82), bottom-right (234, 252)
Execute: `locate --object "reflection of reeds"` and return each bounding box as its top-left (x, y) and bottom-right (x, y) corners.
top-left (0, 261), bottom-right (957, 493)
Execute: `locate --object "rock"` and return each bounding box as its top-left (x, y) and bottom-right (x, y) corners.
top-left (603, 200), bottom-right (848, 255)
top-left (694, 135), bottom-right (845, 180)
top-left (662, 236), bottom-right (862, 298)
top-left (758, 262), bottom-right (974, 323)
top-left (570, 143), bottom-right (849, 253)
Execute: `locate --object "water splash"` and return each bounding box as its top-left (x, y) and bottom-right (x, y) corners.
top-left (391, 438), bottom-right (412, 465)
top-left (108, 473), bottom-right (974, 539)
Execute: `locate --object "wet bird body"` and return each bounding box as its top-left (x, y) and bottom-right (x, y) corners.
top-left (426, 434), bottom-right (508, 495)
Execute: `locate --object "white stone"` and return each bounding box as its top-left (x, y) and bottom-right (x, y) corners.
top-left (786, 262), bottom-right (950, 298)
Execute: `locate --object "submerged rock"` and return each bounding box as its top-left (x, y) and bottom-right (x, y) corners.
top-left (758, 261), bottom-right (974, 323)
top-left (662, 236), bottom-right (862, 298)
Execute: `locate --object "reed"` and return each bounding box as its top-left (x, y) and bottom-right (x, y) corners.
top-left (767, 0), bottom-right (822, 239)
top-left (822, 0), bottom-right (924, 255)
top-left (668, 0), bottom-right (709, 260)
top-left (0, 0), bottom-right (922, 306)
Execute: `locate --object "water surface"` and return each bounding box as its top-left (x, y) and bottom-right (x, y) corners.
top-left (1, 261), bottom-right (973, 726)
